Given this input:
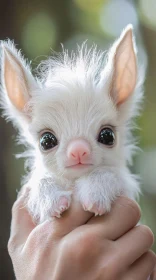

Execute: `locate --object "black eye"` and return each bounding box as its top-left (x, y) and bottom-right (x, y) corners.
top-left (98, 127), bottom-right (115, 146)
top-left (40, 132), bottom-right (58, 151)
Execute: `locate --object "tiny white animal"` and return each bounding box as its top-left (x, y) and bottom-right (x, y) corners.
top-left (0, 24), bottom-right (144, 223)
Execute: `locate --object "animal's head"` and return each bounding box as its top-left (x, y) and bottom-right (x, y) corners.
top-left (0, 25), bottom-right (143, 180)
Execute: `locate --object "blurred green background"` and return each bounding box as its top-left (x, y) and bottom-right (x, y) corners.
top-left (0, 0), bottom-right (156, 278)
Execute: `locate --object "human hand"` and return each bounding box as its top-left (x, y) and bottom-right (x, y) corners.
top-left (151, 266), bottom-right (156, 280)
top-left (8, 193), bottom-right (155, 280)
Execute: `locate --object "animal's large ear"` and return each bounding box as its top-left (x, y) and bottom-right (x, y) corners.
top-left (0, 40), bottom-right (38, 124)
top-left (100, 25), bottom-right (137, 106)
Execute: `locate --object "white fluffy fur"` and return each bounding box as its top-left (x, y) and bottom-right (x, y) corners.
top-left (0, 25), bottom-right (145, 223)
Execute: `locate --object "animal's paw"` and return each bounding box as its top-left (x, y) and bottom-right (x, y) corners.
top-left (80, 195), bottom-right (112, 216)
top-left (53, 194), bottom-right (71, 218)
top-left (27, 190), bottom-right (72, 223)
top-left (76, 177), bottom-right (113, 216)
top-left (82, 200), bottom-right (106, 216)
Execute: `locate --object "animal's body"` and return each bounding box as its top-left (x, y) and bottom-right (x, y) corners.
top-left (0, 25), bottom-right (144, 223)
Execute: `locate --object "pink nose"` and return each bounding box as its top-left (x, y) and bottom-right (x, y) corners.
top-left (67, 139), bottom-right (91, 162)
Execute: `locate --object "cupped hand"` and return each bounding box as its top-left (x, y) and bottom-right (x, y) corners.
top-left (8, 192), bottom-right (156, 280)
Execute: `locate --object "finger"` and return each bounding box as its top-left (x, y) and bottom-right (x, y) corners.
top-left (151, 265), bottom-right (156, 280)
top-left (9, 192), bottom-right (35, 245)
top-left (87, 196), bottom-right (141, 240)
top-left (45, 196), bottom-right (93, 237)
top-left (125, 251), bottom-right (156, 280)
top-left (116, 225), bottom-right (154, 268)
top-left (24, 198), bottom-right (94, 249)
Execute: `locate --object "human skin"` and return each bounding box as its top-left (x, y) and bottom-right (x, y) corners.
top-left (151, 266), bottom-right (156, 280)
top-left (8, 193), bottom-right (156, 280)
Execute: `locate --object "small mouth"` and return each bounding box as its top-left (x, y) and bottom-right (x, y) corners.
top-left (66, 163), bottom-right (93, 169)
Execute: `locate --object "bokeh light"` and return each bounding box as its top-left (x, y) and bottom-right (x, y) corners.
top-left (70, 1), bottom-right (102, 36)
top-left (21, 12), bottom-right (57, 58)
top-left (74, 0), bottom-right (106, 13)
top-left (100, 0), bottom-right (138, 37)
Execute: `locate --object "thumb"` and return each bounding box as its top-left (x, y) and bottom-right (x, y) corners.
top-left (9, 189), bottom-right (35, 246)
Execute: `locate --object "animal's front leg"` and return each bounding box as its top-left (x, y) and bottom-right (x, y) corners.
top-left (75, 167), bottom-right (134, 216)
top-left (27, 177), bottom-right (72, 223)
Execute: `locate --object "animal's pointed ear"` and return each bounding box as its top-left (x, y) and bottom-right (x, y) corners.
top-left (101, 25), bottom-right (137, 106)
top-left (1, 41), bottom-right (38, 121)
